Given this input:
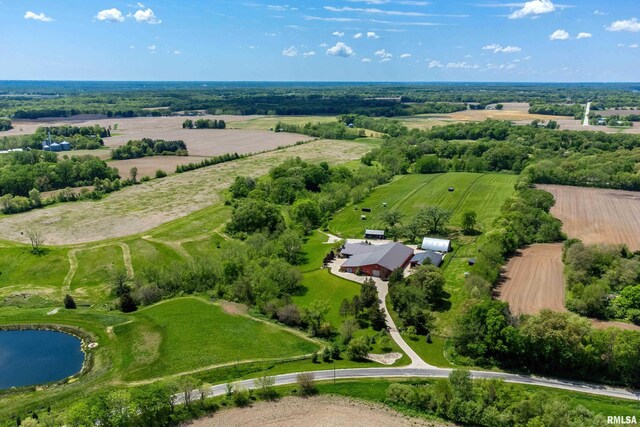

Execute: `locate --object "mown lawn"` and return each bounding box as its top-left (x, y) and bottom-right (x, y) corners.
top-left (150, 204), bottom-right (232, 242)
top-left (114, 297), bottom-right (320, 381)
top-left (0, 246), bottom-right (68, 290)
top-left (294, 269), bottom-right (361, 328)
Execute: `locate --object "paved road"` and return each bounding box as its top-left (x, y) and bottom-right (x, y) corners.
top-left (175, 367), bottom-right (640, 404)
top-left (583, 101), bottom-right (591, 126)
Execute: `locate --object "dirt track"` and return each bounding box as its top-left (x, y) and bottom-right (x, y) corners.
top-left (186, 395), bottom-right (446, 427)
top-left (497, 244), bottom-right (566, 316)
top-left (538, 185), bottom-right (640, 251)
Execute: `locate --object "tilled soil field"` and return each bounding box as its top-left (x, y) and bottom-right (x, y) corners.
top-left (538, 185), bottom-right (640, 251)
top-left (496, 243), bottom-right (566, 316)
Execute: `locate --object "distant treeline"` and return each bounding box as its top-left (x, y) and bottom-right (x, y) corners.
top-left (111, 138), bottom-right (188, 160)
top-left (182, 119), bottom-right (226, 129)
top-left (529, 103), bottom-right (584, 118)
top-left (3, 83), bottom-right (638, 119)
top-left (275, 121), bottom-right (364, 140)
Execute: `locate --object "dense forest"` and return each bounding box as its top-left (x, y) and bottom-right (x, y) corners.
top-left (1, 82), bottom-right (639, 119)
top-left (564, 240), bottom-right (640, 323)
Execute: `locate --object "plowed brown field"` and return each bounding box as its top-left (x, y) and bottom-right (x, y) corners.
top-left (537, 185), bottom-right (640, 251)
top-left (497, 243), bottom-right (566, 316)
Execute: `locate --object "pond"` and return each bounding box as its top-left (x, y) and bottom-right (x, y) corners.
top-left (0, 329), bottom-right (84, 389)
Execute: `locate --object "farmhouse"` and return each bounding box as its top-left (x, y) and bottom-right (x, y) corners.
top-left (410, 250), bottom-right (444, 268)
top-left (340, 242), bottom-right (414, 280)
top-left (421, 237), bottom-right (452, 253)
top-left (364, 229), bottom-right (385, 240)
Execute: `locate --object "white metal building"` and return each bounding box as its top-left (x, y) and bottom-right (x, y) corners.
top-left (421, 237), bottom-right (452, 253)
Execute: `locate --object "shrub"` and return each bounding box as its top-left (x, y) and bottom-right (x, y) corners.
top-left (296, 373), bottom-right (317, 396)
top-left (155, 169), bottom-right (167, 178)
top-left (64, 294), bottom-right (77, 309)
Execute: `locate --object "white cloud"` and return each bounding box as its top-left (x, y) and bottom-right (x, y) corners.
top-left (174, 50), bottom-right (182, 55)
top-left (282, 46), bottom-right (298, 57)
top-left (137, 2), bottom-right (145, 8)
top-left (446, 62), bottom-right (478, 69)
top-left (617, 43), bottom-right (626, 47)
top-left (576, 32), bottom-right (592, 39)
top-left (367, 31), bottom-right (380, 39)
top-left (96, 8), bottom-right (125, 22)
top-left (129, 45), bottom-right (136, 49)
top-left (630, 44), bottom-right (639, 48)
top-left (549, 29), bottom-right (570, 40)
top-left (594, 10), bottom-right (606, 16)
top-left (326, 42), bottom-right (355, 57)
top-left (332, 31), bottom-right (345, 37)
top-left (428, 60), bottom-right (443, 68)
top-left (482, 43), bottom-right (521, 53)
top-left (464, 54), bottom-right (473, 58)
top-left (133, 8), bottom-right (161, 24)
top-left (509, 0), bottom-right (556, 19)
top-left (375, 49), bottom-right (393, 59)
top-left (400, 53), bottom-right (412, 58)
top-left (303, 50), bottom-right (316, 57)
top-left (148, 45), bottom-right (156, 50)
top-left (319, 42), bottom-right (329, 47)
top-left (24, 11), bottom-right (54, 22)
top-left (354, 32), bottom-right (364, 38)
top-left (361, 58), bottom-right (372, 62)
top-left (606, 18), bottom-right (640, 32)
top-left (380, 58), bottom-right (391, 62)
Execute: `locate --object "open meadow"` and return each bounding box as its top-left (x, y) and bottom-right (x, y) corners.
top-left (538, 184), bottom-right (640, 251)
top-left (330, 172), bottom-right (518, 238)
top-left (0, 138), bottom-right (372, 245)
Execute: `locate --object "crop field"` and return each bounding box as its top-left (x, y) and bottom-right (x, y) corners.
top-left (0, 138), bottom-right (372, 245)
top-left (330, 172), bottom-right (518, 238)
top-left (114, 297), bottom-right (320, 382)
top-left (108, 156), bottom-right (192, 178)
top-left (496, 243), bottom-right (566, 316)
top-left (226, 115), bottom-right (337, 130)
top-left (538, 185), bottom-right (640, 251)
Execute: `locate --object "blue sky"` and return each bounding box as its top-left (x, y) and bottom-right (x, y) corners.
top-left (0, 0), bottom-right (638, 81)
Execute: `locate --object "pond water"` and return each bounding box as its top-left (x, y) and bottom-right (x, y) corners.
top-left (0, 330), bottom-right (84, 389)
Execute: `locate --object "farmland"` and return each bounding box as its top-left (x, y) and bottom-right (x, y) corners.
top-left (538, 185), bottom-right (640, 251)
top-left (330, 172), bottom-right (518, 238)
top-left (497, 244), bottom-right (565, 316)
top-left (0, 138), bottom-right (372, 245)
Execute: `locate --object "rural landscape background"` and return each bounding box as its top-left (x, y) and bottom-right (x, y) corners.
top-left (1, 0), bottom-right (640, 426)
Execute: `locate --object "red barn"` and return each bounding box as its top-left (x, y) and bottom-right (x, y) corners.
top-left (340, 242), bottom-right (414, 280)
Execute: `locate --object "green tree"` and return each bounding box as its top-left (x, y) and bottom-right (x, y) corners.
top-left (130, 167), bottom-right (138, 183)
top-left (291, 198), bottom-right (322, 232)
top-left (346, 336), bottom-right (370, 361)
top-left (227, 199), bottom-right (285, 236)
top-left (416, 206), bottom-right (452, 235)
top-left (382, 210), bottom-right (403, 228)
top-left (462, 210), bottom-right (477, 233)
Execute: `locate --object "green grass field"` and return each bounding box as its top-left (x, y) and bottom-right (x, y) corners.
top-left (329, 172), bottom-right (518, 238)
top-left (114, 297), bottom-right (320, 381)
top-left (227, 115), bottom-right (338, 130)
top-left (72, 245), bottom-right (125, 290)
top-left (0, 246), bottom-right (68, 293)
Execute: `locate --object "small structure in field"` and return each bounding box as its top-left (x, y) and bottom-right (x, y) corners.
top-left (361, 215), bottom-right (367, 220)
top-left (448, 187), bottom-right (454, 192)
top-left (60, 141), bottom-right (72, 151)
top-left (362, 207), bottom-right (371, 212)
top-left (410, 250), bottom-right (444, 268)
top-left (364, 229), bottom-right (385, 240)
top-left (421, 237), bottom-right (452, 253)
top-left (468, 258), bottom-right (476, 266)
top-left (340, 242), bottom-right (414, 280)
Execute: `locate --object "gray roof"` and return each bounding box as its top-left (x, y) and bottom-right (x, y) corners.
top-left (411, 250), bottom-right (444, 267)
top-left (365, 229), bottom-right (385, 236)
top-left (342, 242), bottom-right (413, 271)
top-left (341, 242), bottom-right (379, 257)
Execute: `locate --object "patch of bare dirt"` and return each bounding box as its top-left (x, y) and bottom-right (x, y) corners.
top-left (185, 395), bottom-right (448, 427)
top-left (366, 352), bottom-right (403, 365)
top-left (219, 300), bottom-right (249, 316)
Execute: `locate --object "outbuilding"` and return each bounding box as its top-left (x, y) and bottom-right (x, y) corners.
top-left (421, 237), bottom-right (452, 253)
top-left (340, 242), bottom-right (414, 280)
top-left (410, 250), bottom-right (444, 268)
top-left (364, 229), bottom-right (385, 240)
top-left (60, 141), bottom-right (72, 151)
